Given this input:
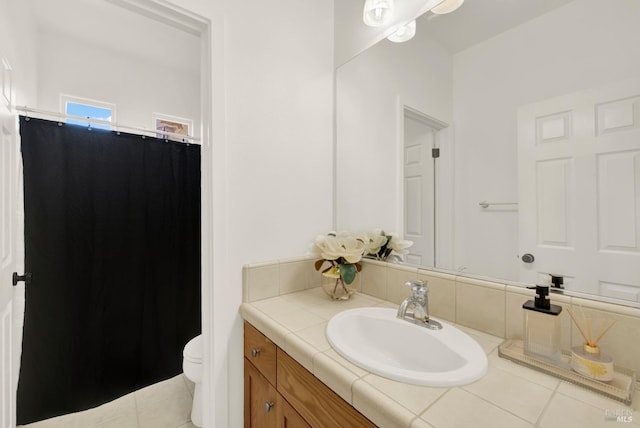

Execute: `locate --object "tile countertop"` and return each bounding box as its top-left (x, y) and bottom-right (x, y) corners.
top-left (239, 288), bottom-right (639, 428)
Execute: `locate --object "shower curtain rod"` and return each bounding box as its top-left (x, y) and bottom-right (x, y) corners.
top-left (15, 106), bottom-right (201, 143)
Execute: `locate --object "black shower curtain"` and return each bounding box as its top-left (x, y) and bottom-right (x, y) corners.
top-left (17, 116), bottom-right (201, 424)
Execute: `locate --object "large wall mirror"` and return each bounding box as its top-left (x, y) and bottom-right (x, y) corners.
top-left (336, 0), bottom-right (640, 307)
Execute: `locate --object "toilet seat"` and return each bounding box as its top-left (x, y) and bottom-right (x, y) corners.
top-left (183, 334), bottom-right (202, 364)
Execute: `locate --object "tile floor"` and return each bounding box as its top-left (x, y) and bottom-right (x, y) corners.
top-left (19, 374), bottom-right (197, 428)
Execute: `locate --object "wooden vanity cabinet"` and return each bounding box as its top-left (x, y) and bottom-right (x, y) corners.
top-left (243, 322), bottom-right (375, 428)
top-left (244, 358), bottom-right (279, 428)
top-left (244, 323), bottom-right (310, 428)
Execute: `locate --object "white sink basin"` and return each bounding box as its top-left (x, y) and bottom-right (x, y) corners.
top-left (326, 307), bottom-right (488, 387)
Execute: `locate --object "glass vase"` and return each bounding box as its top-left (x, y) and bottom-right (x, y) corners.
top-left (321, 274), bottom-right (357, 300)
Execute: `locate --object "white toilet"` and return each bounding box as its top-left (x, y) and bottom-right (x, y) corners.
top-left (183, 334), bottom-right (203, 427)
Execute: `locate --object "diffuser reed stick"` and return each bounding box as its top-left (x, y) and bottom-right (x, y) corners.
top-left (567, 307), bottom-right (616, 347)
top-left (567, 308), bottom-right (591, 345)
top-left (593, 319), bottom-right (618, 345)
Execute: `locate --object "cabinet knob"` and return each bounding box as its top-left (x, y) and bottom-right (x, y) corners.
top-left (251, 348), bottom-right (261, 358)
top-left (264, 401), bottom-right (274, 413)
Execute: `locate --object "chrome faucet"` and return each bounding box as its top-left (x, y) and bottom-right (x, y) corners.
top-left (397, 280), bottom-right (442, 330)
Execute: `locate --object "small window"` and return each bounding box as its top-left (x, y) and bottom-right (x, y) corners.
top-left (153, 113), bottom-right (193, 142)
top-left (61, 95), bottom-right (115, 131)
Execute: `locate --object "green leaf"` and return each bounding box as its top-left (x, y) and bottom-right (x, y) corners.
top-left (339, 263), bottom-right (357, 285)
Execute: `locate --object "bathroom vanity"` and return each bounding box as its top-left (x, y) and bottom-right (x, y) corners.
top-left (240, 258), bottom-right (640, 428)
top-left (244, 321), bottom-right (375, 427)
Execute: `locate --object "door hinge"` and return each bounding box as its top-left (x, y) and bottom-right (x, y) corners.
top-left (432, 148), bottom-right (440, 158)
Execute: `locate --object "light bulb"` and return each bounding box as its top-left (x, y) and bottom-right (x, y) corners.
top-left (431, 0), bottom-right (464, 15)
top-left (363, 0), bottom-right (395, 27)
top-left (387, 20), bottom-right (416, 43)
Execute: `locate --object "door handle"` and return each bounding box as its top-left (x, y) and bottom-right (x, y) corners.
top-left (12, 272), bottom-right (32, 286)
top-left (521, 253), bottom-right (535, 263)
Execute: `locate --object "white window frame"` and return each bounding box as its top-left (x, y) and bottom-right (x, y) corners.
top-left (152, 112), bottom-right (194, 142)
top-left (60, 94), bottom-right (116, 130)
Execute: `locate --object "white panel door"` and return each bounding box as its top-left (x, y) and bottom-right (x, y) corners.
top-left (0, 57), bottom-right (18, 428)
top-left (404, 113), bottom-right (435, 266)
top-left (518, 77), bottom-right (640, 302)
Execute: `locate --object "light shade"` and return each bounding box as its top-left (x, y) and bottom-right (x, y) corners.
top-left (431, 0), bottom-right (464, 15)
top-left (387, 20), bottom-right (416, 43)
top-left (363, 0), bottom-right (395, 27)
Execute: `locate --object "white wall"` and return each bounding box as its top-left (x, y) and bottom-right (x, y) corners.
top-left (452, 0), bottom-right (640, 280)
top-left (336, 23), bottom-right (452, 236)
top-left (0, 0), bottom-right (38, 107)
top-left (164, 1), bottom-right (335, 427)
top-left (224, 1), bottom-right (334, 425)
top-left (35, 28), bottom-right (200, 136)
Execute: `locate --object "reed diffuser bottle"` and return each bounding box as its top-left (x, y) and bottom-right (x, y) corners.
top-left (567, 307), bottom-right (616, 381)
top-left (523, 285), bottom-right (563, 363)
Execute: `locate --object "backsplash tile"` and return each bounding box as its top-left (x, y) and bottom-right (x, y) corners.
top-left (279, 259), bottom-right (312, 294)
top-left (455, 278), bottom-right (506, 337)
top-left (417, 270), bottom-right (456, 322)
top-left (243, 256), bottom-right (316, 302)
top-left (360, 262), bottom-right (388, 300)
top-left (386, 264), bottom-right (419, 305)
top-left (246, 264), bottom-right (279, 301)
top-left (243, 257), bottom-right (640, 378)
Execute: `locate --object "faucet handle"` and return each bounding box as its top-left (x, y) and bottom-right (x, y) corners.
top-left (405, 280), bottom-right (428, 297)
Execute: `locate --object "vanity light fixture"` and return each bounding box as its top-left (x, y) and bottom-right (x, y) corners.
top-left (363, 0), bottom-right (395, 27)
top-left (387, 20), bottom-right (416, 43)
top-left (431, 0), bottom-right (464, 15)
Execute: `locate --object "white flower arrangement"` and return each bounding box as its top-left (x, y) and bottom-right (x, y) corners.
top-left (311, 232), bottom-right (365, 284)
top-left (311, 229), bottom-right (414, 284)
top-left (362, 229), bottom-right (413, 262)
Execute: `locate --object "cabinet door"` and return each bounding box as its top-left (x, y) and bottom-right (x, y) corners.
top-left (245, 358), bottom-right (278, 428)
top-left (244, 322), bottom-right (277, 385)
top-left (278, 396), bottom-right (311, 428)
top-left (277, 349), bottom-right (376, 428)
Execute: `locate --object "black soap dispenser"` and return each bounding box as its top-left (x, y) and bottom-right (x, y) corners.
top-left (522, 285), bottom-right (563, 362)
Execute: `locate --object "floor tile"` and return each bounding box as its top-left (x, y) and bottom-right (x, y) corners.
top-left (18, 412), bottom-right (77, 428)
top-left (19, 375), bottom-right (194, 428)
top-left (135, 375), bottom-right (193, 428)
top-left (74, 392), bottom-right (138, 428)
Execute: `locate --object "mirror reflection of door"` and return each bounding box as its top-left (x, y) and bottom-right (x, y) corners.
top-left (518, 77), bottom-right (640, 301)
top-left (403, 108), bottom-right (445, 266)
